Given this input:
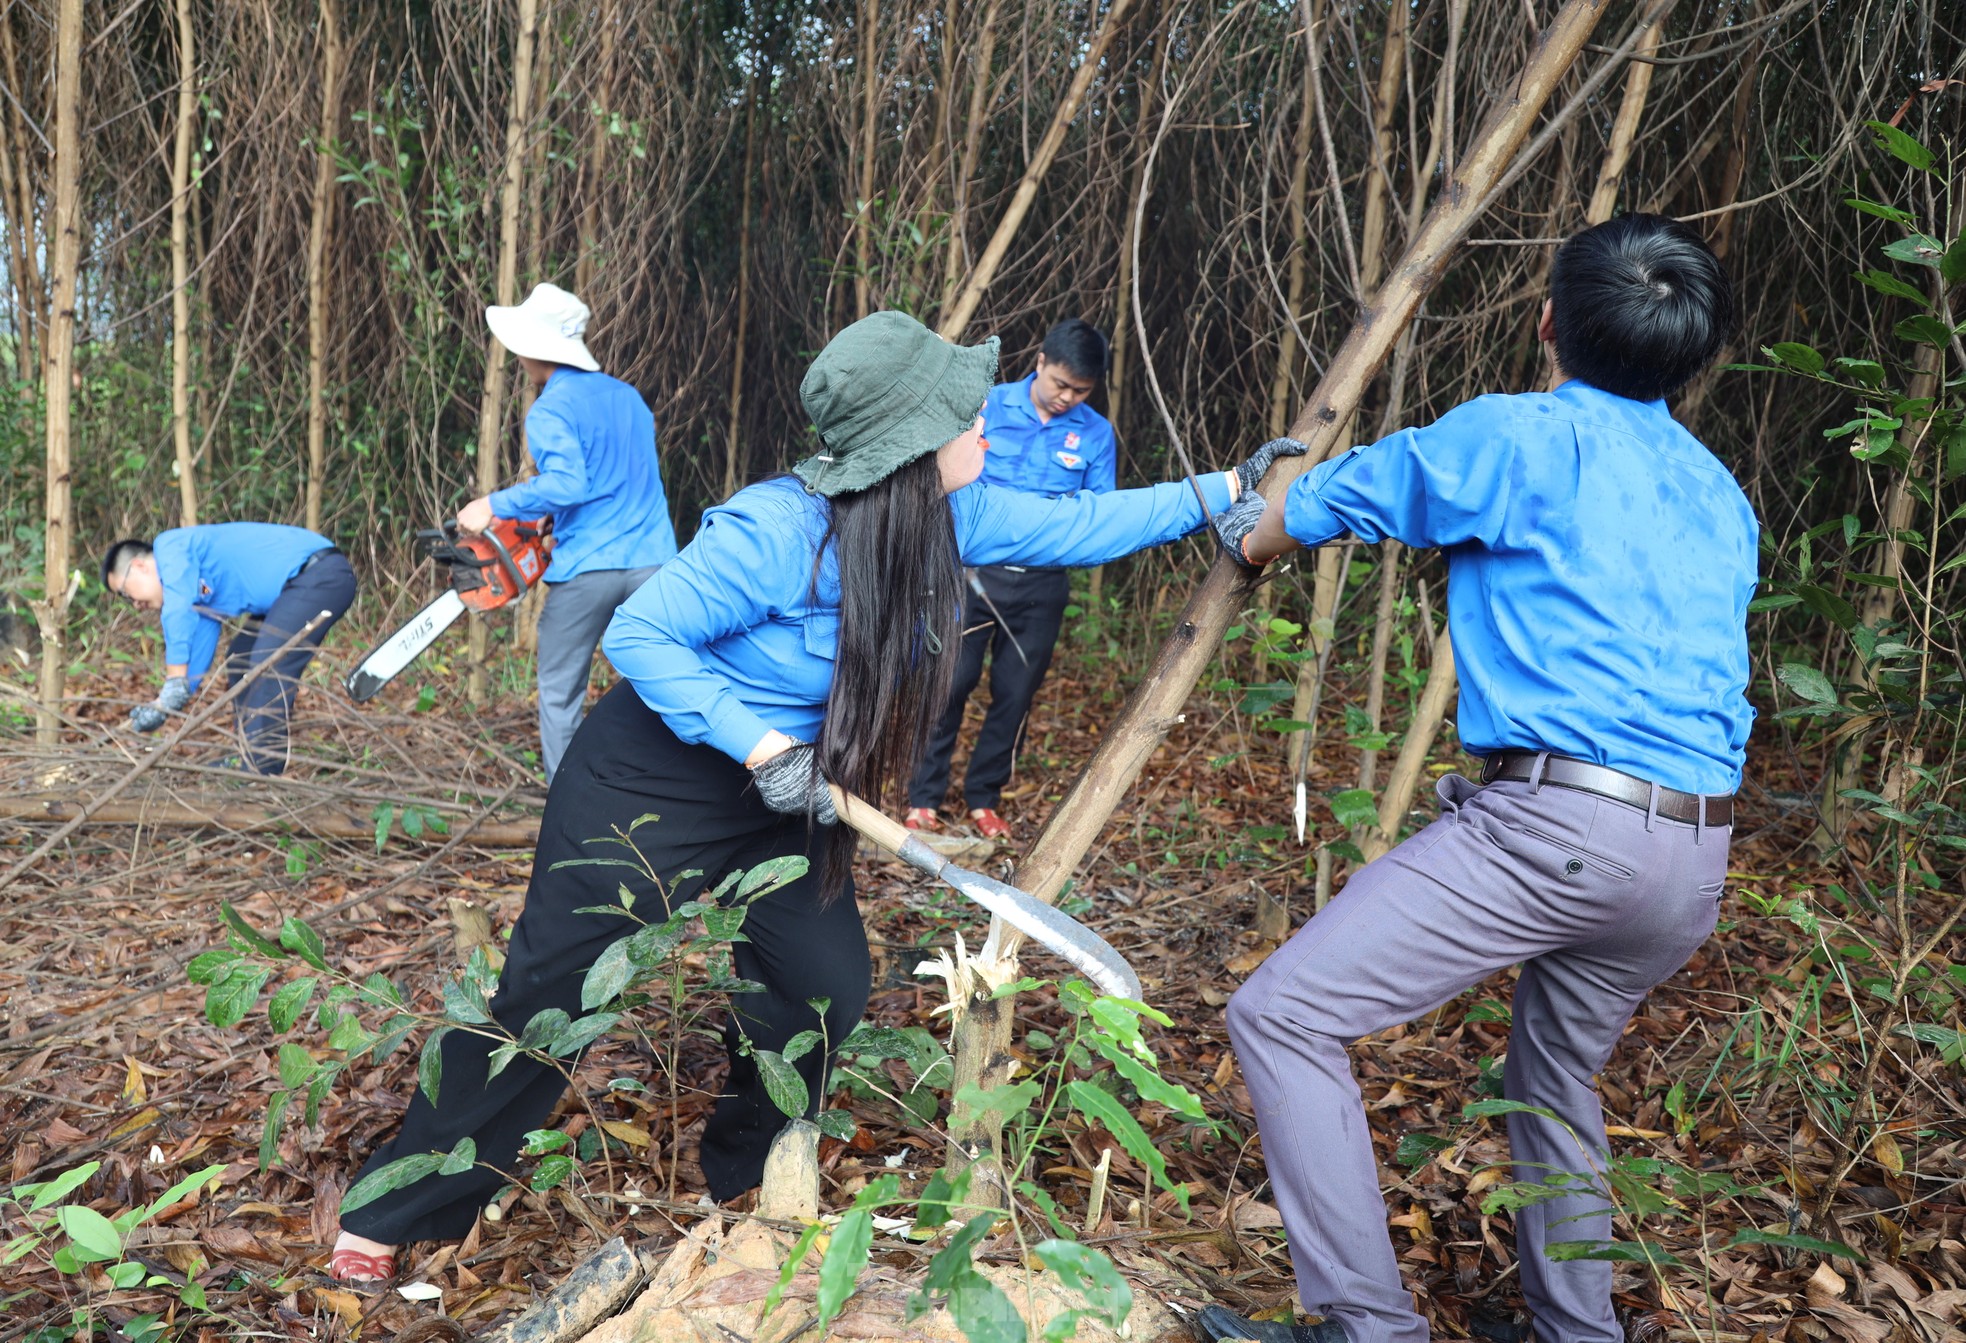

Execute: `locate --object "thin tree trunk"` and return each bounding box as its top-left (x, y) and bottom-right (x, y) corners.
top-left (1, 13), bottom-right (44, 379)
top-left (938, 0), bottom-right (1139, 340)
top-left (303, 0), bottom-right (342, 534)
top-left (1584, 8), bottom-right (1665, 223)
top-left (467, 0), bottom-right (541, 705)
top-left (1355, 0), bottom-right (1408, 299)
top-left (0, 65), bottom-right (30, 383)
top-left (942, 0), bottom-right (1613, 1196)
top-left (1264, 34), bottom-right (1318, 442)
top-left (1356, 540), bottom-right (1401, 790)
top-left (514, 1), bottom-right (555, 659)
top-left (573, 0), bottom-right (616, 299)
top-left (1105, 18), bottom-right (1165, 458)
top-left (33, 0), bottom-right (83, 748)
top-left (168, 0), bottom-right (199, 526)
top-left (852, 0), bottom-right (878, 319)
top-left (940, 0), bottom-right (1003, 313)
top-left (722, 62), bottom-right (761, 502)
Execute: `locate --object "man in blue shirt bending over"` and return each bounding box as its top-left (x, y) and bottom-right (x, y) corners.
top-left (102, 523), bottom-right (357, 775)
top-left (1199, 215), bottom-right (1757, 1343)
top-left (456, 283), bottom-right (678, 781)
top-left (905, 318), bottom-right (1117, 841)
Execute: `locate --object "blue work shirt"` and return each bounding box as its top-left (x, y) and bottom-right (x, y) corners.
top-left (1283, 381), bottom-right (1757, 795)
top-left (603, 472), bottom-right (1232, 762)
top-left (977, 374), bottom-right (1117, 498)
top-left (488, 368), bottom-right (677, 582)
top-left (153, 523), bottom-right (333, 689)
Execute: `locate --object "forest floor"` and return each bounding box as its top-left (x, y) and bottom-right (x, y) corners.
top-left (2, 618), bottom-right (1962, 1343)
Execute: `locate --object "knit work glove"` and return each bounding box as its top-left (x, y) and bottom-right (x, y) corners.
top-left (1233, 436), bottom-right (1310, 494)
top-left (1212, 491), bottom-right (1270, 569)
top-left (750, 742), bottom-right (839, 826)
top-left (129, 675), bottom-right (191, 734)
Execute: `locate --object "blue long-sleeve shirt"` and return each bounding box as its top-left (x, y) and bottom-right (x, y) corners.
top-left (602, 473), bottom-right (1232, 762)
top-left (153, 523), bottom-right (334, 688)
top-left (977, 374), bottom-right (1118, 497)
top-left (488, 368), bottom-right (677, 582)
top-left (1283, 381), bottom-right (1757, 795)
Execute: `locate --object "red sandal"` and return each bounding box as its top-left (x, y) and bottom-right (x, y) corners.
top-left (969, 808), bottom-right (1013, 841)
top-left (904, 807), bottom-right (941, 831)
top-left (327, 1246), bottom-right (397, 1287)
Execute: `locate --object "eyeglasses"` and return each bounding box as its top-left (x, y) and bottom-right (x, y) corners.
top-left (109, 578), bottom-right (140, 609)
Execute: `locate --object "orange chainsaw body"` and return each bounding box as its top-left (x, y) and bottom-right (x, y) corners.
top-left (419, 516), bottom-right (552, 611)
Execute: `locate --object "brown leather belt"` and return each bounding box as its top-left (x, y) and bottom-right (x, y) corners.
top-left (1479, 751), bottom-right (1733, 827)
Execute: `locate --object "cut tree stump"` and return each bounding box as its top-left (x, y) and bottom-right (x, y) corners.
top-left (568, 1216), bottom-right (1191, 1343)
top-left (478, 1236), bottom-right (645, 1343)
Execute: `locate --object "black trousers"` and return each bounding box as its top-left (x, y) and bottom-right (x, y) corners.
top-left (341, 684), bottom-right (866, 1243)
top-left (908, 565), bottom-right (1069, 812)
top-left (222, 552), bottom-right (357, 775)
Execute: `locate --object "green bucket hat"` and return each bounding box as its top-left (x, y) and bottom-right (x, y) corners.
top-left (794, 311), bottom-right (1000, 496)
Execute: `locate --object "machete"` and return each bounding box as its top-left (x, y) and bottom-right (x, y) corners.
top-left (829, 784), bottom-right (1139, 1000)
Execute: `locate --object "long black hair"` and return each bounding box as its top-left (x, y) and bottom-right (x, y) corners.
top-left (811, 452), bottom-right (963, 898)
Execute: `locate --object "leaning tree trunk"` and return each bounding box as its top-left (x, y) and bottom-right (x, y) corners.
top-left (32, 0), bottom-right (83, 749)
top-left (303, 0), bottom-right (342, 533)
top-left (1356, 0), bottom-right (1673, 861)
top-left (169, 0), bottom-right (199, 526)
top-left (937, 0), bottom-right (1138, 340)
top-left (467, 0), bottom-right (541, 705)
top-left (941, 0), bottom-right (1615, 1195)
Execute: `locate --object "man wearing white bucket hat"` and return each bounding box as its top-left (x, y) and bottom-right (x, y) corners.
top-left (456, 282), bottom-right (677, 779)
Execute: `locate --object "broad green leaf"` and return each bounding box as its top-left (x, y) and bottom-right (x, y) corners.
top-left (184, 949), bottom-right (239, 986)
top-left (1462, 1097), bottom-right (1566, 1125)
top-left (1067, 1081), bottom-right (1184, 1208)
top-left (438, 1137), bottom-right (477, 1176)
top-left (955, 1079), bottom-right (1040, 1120)
top-left (1395, 1132), bottom-right (1455, 1168)
top-left (54, 1205), bottom-right (123, 1262)
top-left (1236, 681), bottom-right (1293, 716)
top-left (552, 1012), bottom-right (621, 1057)
top-left (24, 1161), bottom-right (101, 1211)
top-left (1792, 584), bottom-right (1859, 631)
top-left (736, 854), bottom-right (811, 898)
top-left (754, 1049), bottom-right (809, 1119)
top-left (267, 976), bottom-right (319, 1033)
top-left (220, 903), bottom-right (286, 959)
top-left (1895, 314), bottom-right (1951, 346)
top-left (816, 1209), bottom-right (875, 1331)
top-left (1545, 1238), bottom-right (1681, 1265)
top-left (326, 1012), bottom-right (370, 1053)
top-left (341, 1152), bottom-right (445, 1214)
top-left (530, 1154), bottom-right (574, 1191)
top-left (1767, 342), bottom-right (1823, 375)
top-left (1942, 231), bottom-right (1966, 285)
top-left (1083, 1032), bottom-right (1208, 1121)
top-left (816, 1108), bottom-right (857, 1142)
top-left (372, 802), bottom-right (395, 852)
top-left (1842, 195), bottom-right (1916, 225)
top-left (1746, 594), bottom-right (1802, 612)
top-left (1863, 120), bottom-right (1934, 172)
top-left (418, 1027), bottom-right (449, 1106)
top-left (1776, 662), bottom-right (1838, 706)
top-left (582, 940), bottom-right (637, 1010)
top-left (1329, 787), bottom-right (1379, 830)
top-left (916, 1166), bottom-right (970, 1232)
top-left (143, 1164), bottom-right (225, 1220)
top-left (1035, 1240), bottom-right (1131, 1322)
top-left (947, 1271), bottom-right (1026, 1343)
top-left (1726, 1228), bottom-right (1867, 1261)
top-left (1018, 1181), bottom-right (1075, 1241)
top-left (276, 919), bottom-right (327, 971)
top-left (276, 1042), bottom-right (316, 1089)
top-left (781, 1029), bottom-right (824, 1064)
top-left (1854, 269), bottom-right (1927, 303)
top-left (515, 1008), bottom-right (572, 1053)
top-left (205, 965), bottom-right (272, 1028)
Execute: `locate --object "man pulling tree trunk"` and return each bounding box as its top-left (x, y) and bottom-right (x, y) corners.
top-left (1198, 215), bottom-right (1757, 1343)
top-left (455, 283), bottom-right (678, 782)
top-left (905, 318), bottom-right (1118, 842)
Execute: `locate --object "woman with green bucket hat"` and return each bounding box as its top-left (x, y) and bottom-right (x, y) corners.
top-left (329, 311), bottom-right (1304, 1281)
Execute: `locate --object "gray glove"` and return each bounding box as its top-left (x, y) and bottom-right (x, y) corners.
top-left (129, 675), bottom-right (192, 734)
top-left (1233, 436), bottom-right (1311, 494)
top-left (750, 742), bottom-right (839, 826)
top-left (1212, 490), bottom-right (1270, 568)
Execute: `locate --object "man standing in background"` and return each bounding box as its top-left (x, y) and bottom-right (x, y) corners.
top-left (906, 318), bottom-right (1116, 841)
top-left (456, 282), bottom-right (677, 781)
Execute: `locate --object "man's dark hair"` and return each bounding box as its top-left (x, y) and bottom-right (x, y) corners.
top-left (1040, 318), bottom-right (1109, 382)
top-left (1549, 213), bottom-right (1733, 402)
top-left (101, 538), bottom-right (152, 590)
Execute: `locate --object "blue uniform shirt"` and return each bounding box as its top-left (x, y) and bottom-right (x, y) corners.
top-left (488, 368), bottom-right (678, 582)
top-left (153, 523), bottom-right (333, 688)
top-left (1283, 381), bottom-right (1757, 795)
top-left (977, 374), bottom-right (1117, 498)
top-left (603, 473), bottom-right (1232, 763)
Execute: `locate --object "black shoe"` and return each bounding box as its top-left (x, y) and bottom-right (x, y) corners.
top-left (1196, 1304), bottom-right (1349, 1343)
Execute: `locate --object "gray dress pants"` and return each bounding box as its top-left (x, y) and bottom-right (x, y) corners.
top-left (534, 564), bottom-right (660, 780)
top-left (1226, 773), bottom-right (1727, 1343)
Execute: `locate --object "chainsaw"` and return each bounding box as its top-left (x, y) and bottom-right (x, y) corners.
top-left (343, 515), bottom-right (552, 701)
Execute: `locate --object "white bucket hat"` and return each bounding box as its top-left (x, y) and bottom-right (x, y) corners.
top-left (484, 282), bottom-right (601, 372)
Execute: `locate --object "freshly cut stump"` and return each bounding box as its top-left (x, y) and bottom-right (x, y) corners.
top-left (574, 1217), bottom-right (1191, 1343)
